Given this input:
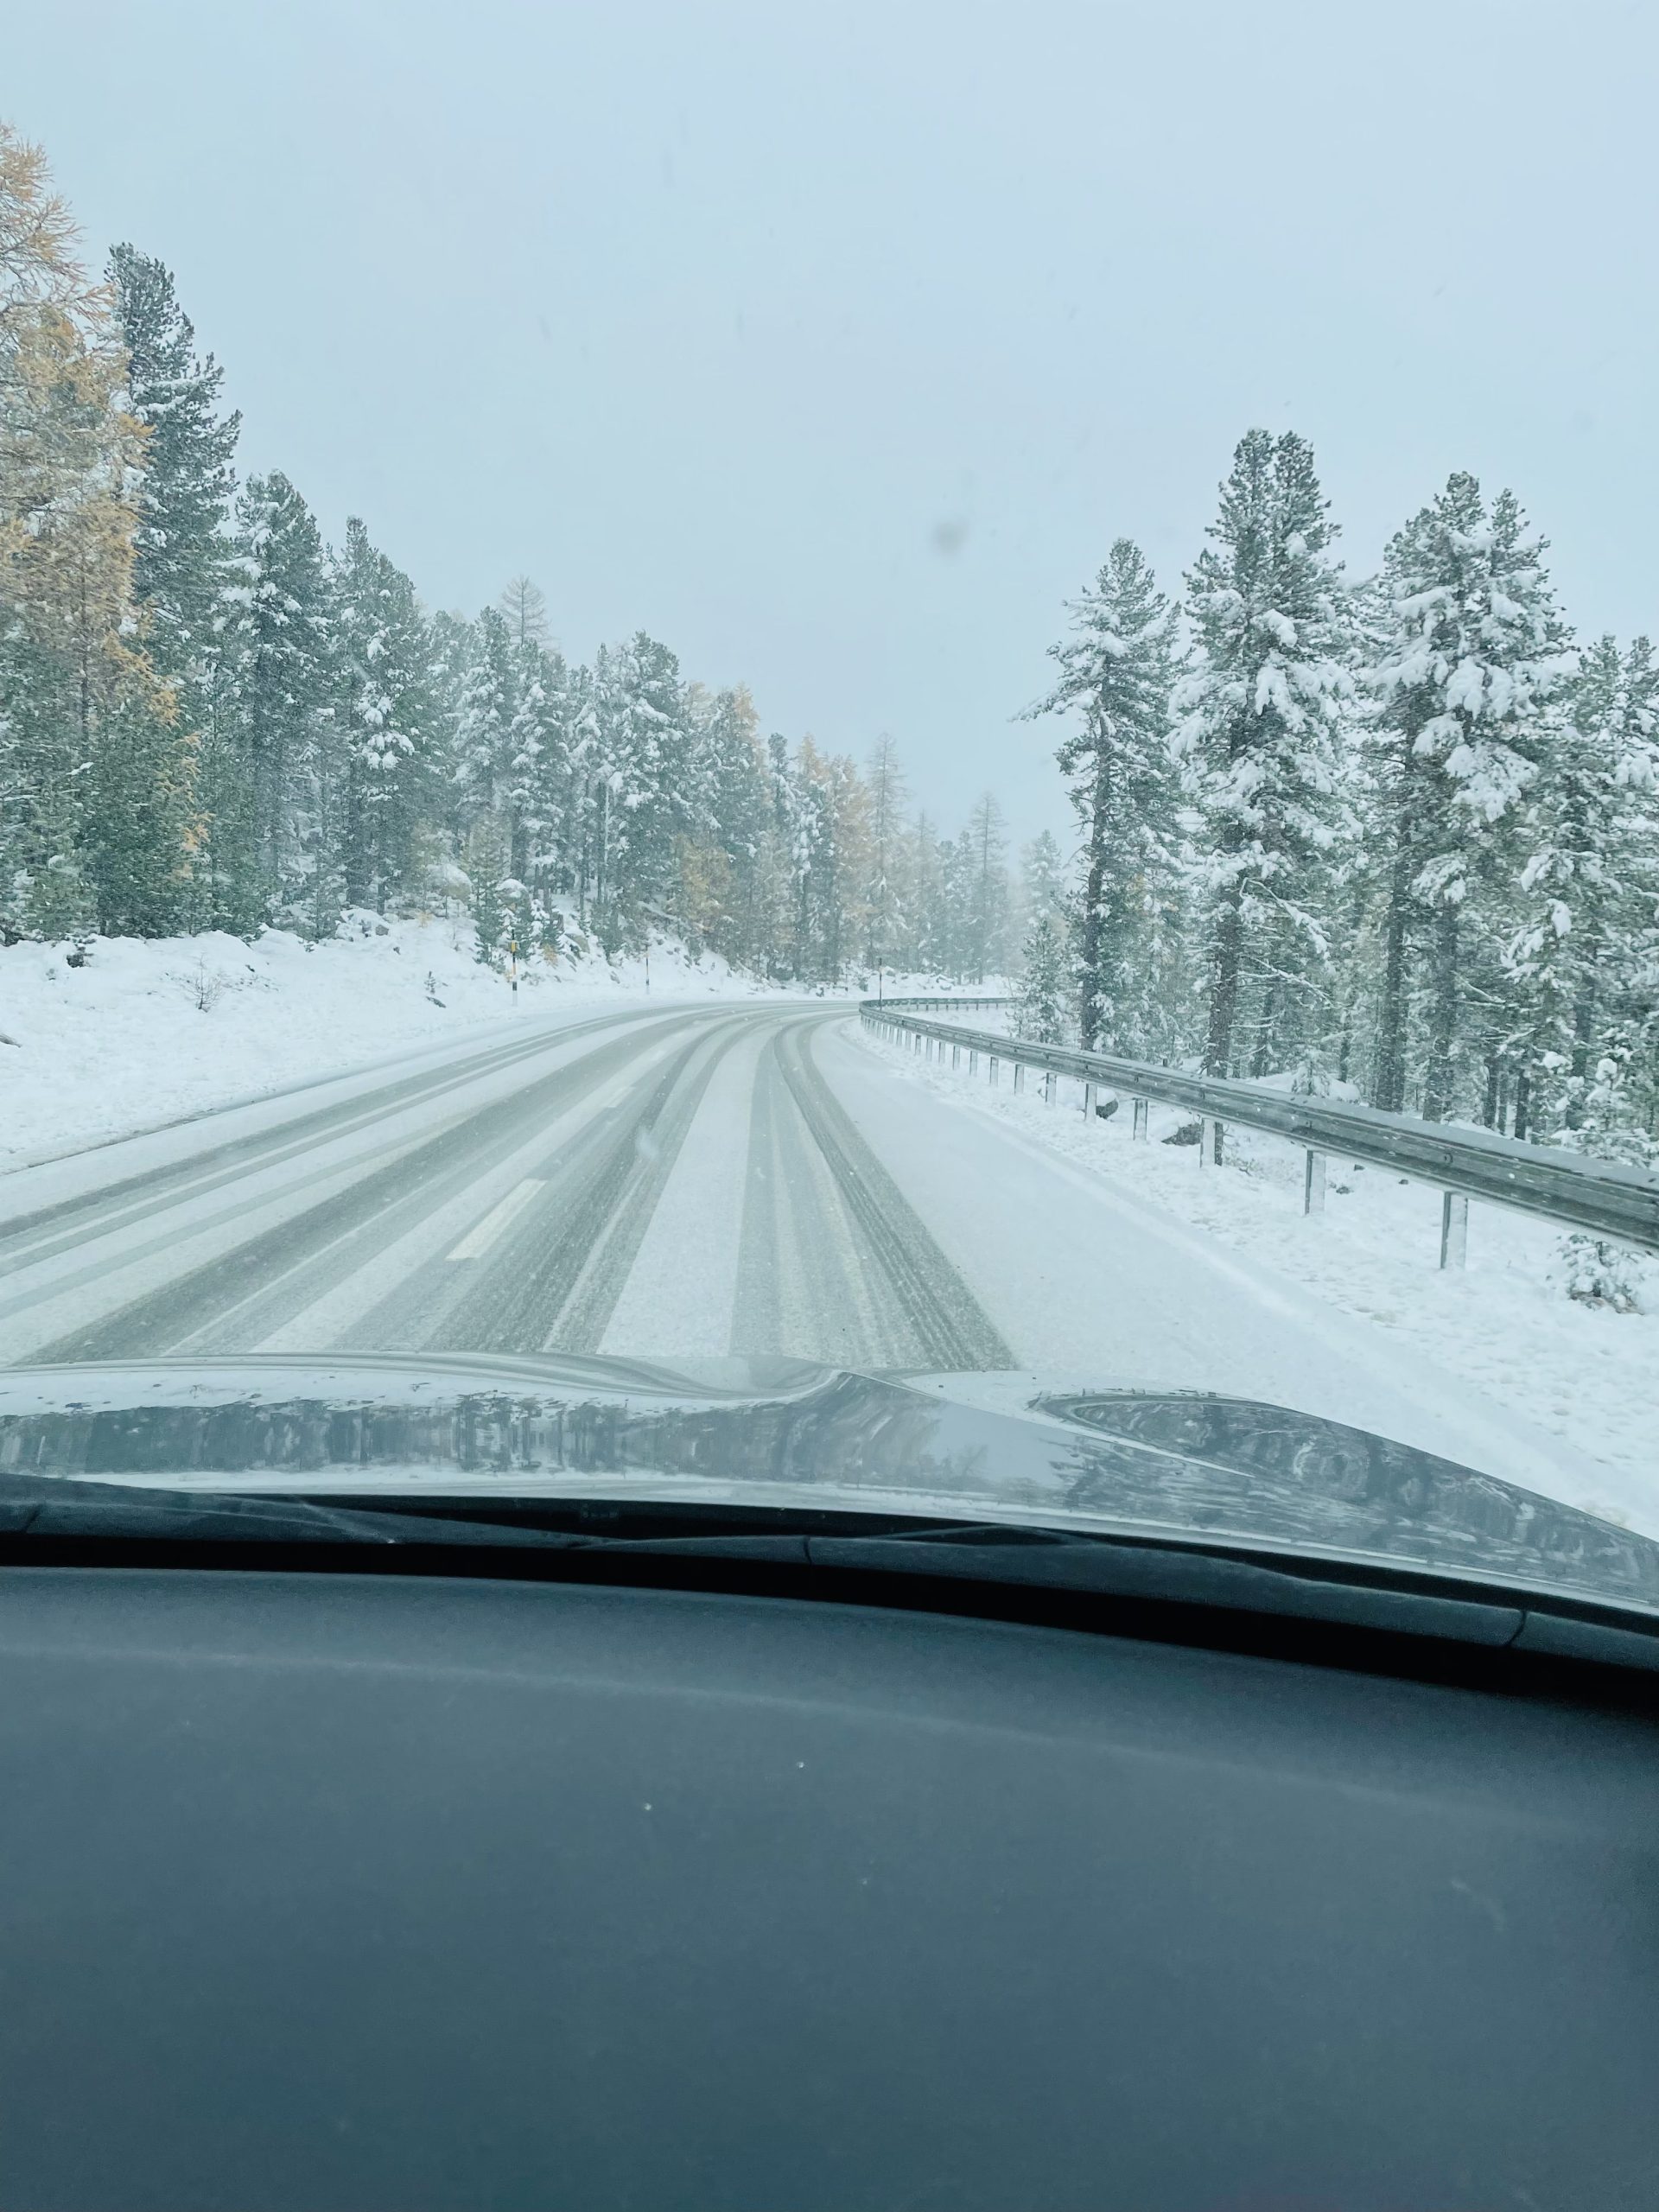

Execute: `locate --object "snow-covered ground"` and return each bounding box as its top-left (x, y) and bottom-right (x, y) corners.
top-left (861, 1020), bottom-right (1659, 1525)
top-left (0, 915), bottom-right (785, 1168)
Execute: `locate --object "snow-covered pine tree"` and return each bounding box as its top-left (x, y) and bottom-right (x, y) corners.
top-left (905, 811), bottom-right (945, 976)
top-left (513, 639), bottom-right (581, 950)
top-left (451, 604), bottom-right (519, 902)
top-left (1503, 634), bottom-right (1659, 1133)
top-left (1549, 1033), bottom-right (1656, 1311)
top-left (228, 472), bottom-right (336, 921)
top-left (937, 829), bottom-right (976, 983)
top-left (690, 685), bottom-right (770, 967)
top-left (864, 734), bottom-right (908, 969)
top-left (108, 247), bottom-right (248, 932)
top-left (1026, 538), bottom-right (1175, 1048)
top-left (741, 728), bottom-right (798, 977)
top-left (502, 639), bottom-right (548, 886)
top-left (824, 751), bottom-right (872, 978)
top-left (108, 247), bottom-right (239, 694)
top-left (1018, 830), bottom-right (1067, 925)
top-left (789, 740), bottom-right (830, 979)
top-left (560, 660), bottom-right (602, 934)
top-left (1174, 433), bottom-right (1351, 1101)
top-left (594, 633), bottom-right (690, 944)
top-left (467, 819), bottom-right (511, 969)
top-left (1370, 474), bottom-right (1573, 1121)
top-left (1014, 910), bottom-right (1071, 1044)
top-left (332, 518), bottom-right (435, 912)
top-left (963, 791), bottom-right (1009, 983)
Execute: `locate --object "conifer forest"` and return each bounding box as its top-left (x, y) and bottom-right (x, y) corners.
top-left (4, 118), bottom-right (1656, 1168)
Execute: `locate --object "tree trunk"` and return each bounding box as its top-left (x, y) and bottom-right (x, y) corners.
top-left (343, 771), bottom-right (370, 910)
top-left (1513, 1065), bottom-right (1532, 1142)
top-left (1420, 903), bottom-right (1460, 1122)
top-left (1249, 978), bottom-right (1279, 1079)
top-left (1564, 938), bottom-right (1601, 1129)
top-left (1205, 876), bottom-right (1243, 1078)
top-left (1482, 1055), bottom-right (1501, 1129)
top-left (1373, 870), bottom-right (1413, 1112)
top-left (1077, 807), bottom-right (1108, 1050)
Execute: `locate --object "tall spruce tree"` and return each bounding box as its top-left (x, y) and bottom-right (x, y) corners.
top-left (864, 734), bottom-right (908, 969)
top-left (452, 605), bottom-right (519, 862)
top-left (962, 791), bottom-right (1009, 983)
top-left (1019, 830), bottom-right (1067, 924)
top-left (595, 632), bottom-right (690, 942)
top-left (690, 685), bottom-right (770, 965)
top-left (108, 247), bottom-right (239, 691)
top-left (1370, 475), bottom-right (1572, 1120)
top-left (229, 471), bottom-right (336, 920)
top-left (1174, 432), bottom-right (1351, 1103)
top-left (333, 518), bottom-right (433, 911)
top-left (1027, 539), bottom-right (1174, 1047)
top-left (1505, 635), bottom-right (1659, 1129)
top-left (109, 246), bottom-right (243, 931)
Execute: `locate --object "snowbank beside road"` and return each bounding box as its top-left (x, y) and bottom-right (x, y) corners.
top-left (859, 1021), bottom-right (1659, 1534)
top-left (0, 916), bottom-right (779, 1168)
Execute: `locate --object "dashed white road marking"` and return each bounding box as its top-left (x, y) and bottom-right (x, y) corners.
top-left (447, 1179), bottom-right (547, 1261)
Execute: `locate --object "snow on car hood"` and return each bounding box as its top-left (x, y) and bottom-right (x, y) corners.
top-left (1, 1351), bottom-right (1656, 1616)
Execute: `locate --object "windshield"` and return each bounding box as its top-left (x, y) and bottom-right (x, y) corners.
top-left (3, 6), bottom-right (1658, 1611)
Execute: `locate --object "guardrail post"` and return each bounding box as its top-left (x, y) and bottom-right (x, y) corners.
top-left (1083, 1080), bottom-right (1096, 1119)
top-left (1211, 1120), bottom-right (1224, 1166)
top-left (1304, 1150), bottom-right (1325, 1217)
top-left (1132, 1098), bottom-right (1147, 1141)
top-left (968, 1049), bottom-right (978, 1076)
top-left (1013, 1063), bottom-right (1025, 1095)
top-left (951, 1043), bottom-right (961, 1071)
top-left (989, 1055), bottom-right (1000, 1085)
top-left (1440, 1192), bottom-right (1469, 1269)
top-left (1198, 1116), bottom-right (1209, 1164)
top-left (1043, 1071), bottom-right (1056, 1106)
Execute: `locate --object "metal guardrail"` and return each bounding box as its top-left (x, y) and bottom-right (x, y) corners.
top-left (861, 998), bottom-right (1659, 1267)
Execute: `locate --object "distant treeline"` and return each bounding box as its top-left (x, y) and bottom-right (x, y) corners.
top-left (0, 123), bottom-right (1032, 985)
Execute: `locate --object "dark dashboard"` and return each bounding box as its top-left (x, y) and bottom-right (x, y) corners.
top-left (3, 1561), bottom-right (1656, 2211)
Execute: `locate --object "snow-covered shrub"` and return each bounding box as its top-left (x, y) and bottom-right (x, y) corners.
top-left (1549, 1235), bottom-right (1649, 1315)
top-left (1549, 1043), bottom-right (1656, 1313)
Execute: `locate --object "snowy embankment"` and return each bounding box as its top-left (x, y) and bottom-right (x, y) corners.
top-left (862, 1022), bottom-right (1659, 1527)
top-left (0, 914), bottom-right (780, 1169)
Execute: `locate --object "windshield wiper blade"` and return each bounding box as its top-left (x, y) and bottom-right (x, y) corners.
top-left (799, 1523), bottom-right (1659, 1670)
top-left (804, 1525), bottom-right (1528, 1643)
top-left (0, 1481), bottom-right (572, 1549)
top-left (7, 1484), bottom-right (1655, 1674)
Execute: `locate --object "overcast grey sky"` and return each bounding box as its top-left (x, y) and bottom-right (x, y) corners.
top-left (9, 1), bottom-right (1658, 846)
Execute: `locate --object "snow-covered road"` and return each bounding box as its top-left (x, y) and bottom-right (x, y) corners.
top-left (0, 1001), bottom-right (1631, 1524)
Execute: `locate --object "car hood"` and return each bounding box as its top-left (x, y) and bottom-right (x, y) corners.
top-left (1, 1351), bottom-right (1656, 1617)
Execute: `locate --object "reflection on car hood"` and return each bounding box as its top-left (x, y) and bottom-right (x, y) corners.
top-left (1, 1351), bottom-right (1656, 1616)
